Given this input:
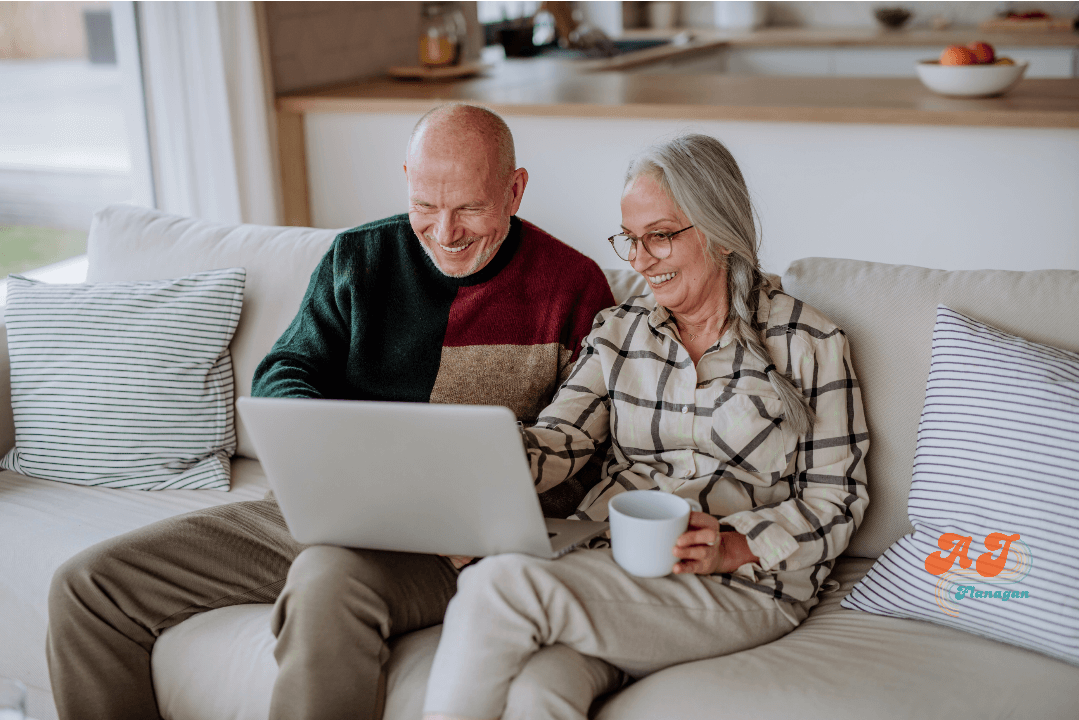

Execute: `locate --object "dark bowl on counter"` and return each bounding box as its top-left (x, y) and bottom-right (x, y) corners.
top-left (499, 26), bottom-right (542, 58)
top-left (875, 7), bottom-right (912, 29)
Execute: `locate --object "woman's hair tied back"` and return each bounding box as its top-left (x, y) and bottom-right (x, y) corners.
top-left (626, 133), bottom-right (815, 435)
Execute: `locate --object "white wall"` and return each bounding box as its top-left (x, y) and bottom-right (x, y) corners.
top-left (305, 112), bottom-right (1079, 274)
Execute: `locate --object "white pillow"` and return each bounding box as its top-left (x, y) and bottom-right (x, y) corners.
top-left (841, 306), bottom-right (1079, 665)
top-left (1, 268), bottom-right (245, 490)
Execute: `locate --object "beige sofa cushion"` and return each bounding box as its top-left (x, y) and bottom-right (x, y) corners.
top-left (0, 458), bottom-right (270, 720)
top-left (594, 557), bottom-right (1079, 720)
top-left (782, 259), bottom-right (1079, 558)
top-left (85, 205), bottom-right (339, 459)
top-left (152, 557), bottom-right (1079, 720)
top-left (152, 605), bottom-right (443, 720)
top-left (602, 268), bottom-right (650, 304)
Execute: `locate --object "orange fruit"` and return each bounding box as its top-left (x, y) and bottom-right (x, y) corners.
top-left (968, 41), bottom-right (996, 64)
top-left (940, 45), bottom-right (978, 65)
top-left (995, 57), bottom-right (1016, 66)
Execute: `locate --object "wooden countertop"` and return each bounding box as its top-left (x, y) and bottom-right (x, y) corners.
top-left (277, 58), bottom-right (1079, 129)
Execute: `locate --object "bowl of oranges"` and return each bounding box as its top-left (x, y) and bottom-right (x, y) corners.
top-left (916, 42), bottom-right (1027, 98)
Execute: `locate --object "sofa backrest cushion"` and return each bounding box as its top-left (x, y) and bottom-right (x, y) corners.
top-left (602, 268), bottom-right (650, 304)
top-left (783, 258), bottom-right (1079, 559)
top-left (599, 270), bottom-right (783, 304)
top-left (86, 205), bottom-right (339, 459)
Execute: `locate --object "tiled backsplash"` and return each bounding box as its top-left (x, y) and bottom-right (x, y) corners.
top-left (265, 1), bottom-right (482, 94)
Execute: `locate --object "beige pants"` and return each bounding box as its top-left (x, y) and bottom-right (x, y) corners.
top-left (424, 549), bottom-right (811, 720)
top-left (46, 496), bottom-right (460, 720)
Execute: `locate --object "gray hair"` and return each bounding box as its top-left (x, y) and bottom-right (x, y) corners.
top-left (626, 134), bottom-right (816, 436)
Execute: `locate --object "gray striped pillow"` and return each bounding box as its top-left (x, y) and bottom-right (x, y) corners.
top-left (1, 268), bottom-right (245, 490)
top-left (841, 305), bottom-right (1079, 665)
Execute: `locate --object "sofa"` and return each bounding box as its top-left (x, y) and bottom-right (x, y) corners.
top-left (2, 203), bottom-right (1077, 720)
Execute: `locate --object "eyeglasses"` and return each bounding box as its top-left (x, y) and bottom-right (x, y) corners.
top-left (607, 226), bottom-right (694, 262)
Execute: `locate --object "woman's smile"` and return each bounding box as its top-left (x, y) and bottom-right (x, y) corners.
top-left (647, 270), bottom-right (678, 287)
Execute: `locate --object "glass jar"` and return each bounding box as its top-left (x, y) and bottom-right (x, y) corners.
top-left (419, 3), bottom-right (467, 68)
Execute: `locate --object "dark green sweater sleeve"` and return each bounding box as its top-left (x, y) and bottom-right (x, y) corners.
top-left (251, 238), bottom-right (351, 398)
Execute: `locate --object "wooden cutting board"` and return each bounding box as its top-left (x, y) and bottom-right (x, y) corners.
top-left (387, 61), bottom-right (492, 81)
top-left (978, 17), bottom-right (1077, 32)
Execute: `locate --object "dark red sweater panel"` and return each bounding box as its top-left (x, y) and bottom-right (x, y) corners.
top-left (442, 220), bottom-right (615, 362)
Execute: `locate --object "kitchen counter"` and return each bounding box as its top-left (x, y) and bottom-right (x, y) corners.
top-left (278, 57), bottom-right (1079, 129)
top-left (589, 26), bottom-right (1079, 71)
top-left (278, 58), bottom-right (1079, 231)
top-left (617, 26), bottom-right (1079, 49)
top-left (273, 55), bottom-right (1079, 269)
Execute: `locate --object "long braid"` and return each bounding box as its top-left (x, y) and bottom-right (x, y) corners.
top-left (726, 254), bottom-right (816, 436)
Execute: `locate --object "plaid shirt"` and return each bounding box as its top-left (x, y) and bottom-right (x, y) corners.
top-left (523, 288), bottom-right (869, 604)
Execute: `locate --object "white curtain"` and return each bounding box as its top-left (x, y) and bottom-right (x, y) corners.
top-left (136, 1), bottom-right (280, 225)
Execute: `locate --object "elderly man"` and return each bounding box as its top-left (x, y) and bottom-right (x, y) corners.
top-left (46, 104), bottom-right (615, 720)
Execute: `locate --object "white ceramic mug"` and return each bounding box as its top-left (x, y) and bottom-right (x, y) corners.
top-left (608, 491), bottom-right (692, 578)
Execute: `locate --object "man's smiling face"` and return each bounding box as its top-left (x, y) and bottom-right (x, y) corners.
top-left (404, 111), bottom-right (526, 278)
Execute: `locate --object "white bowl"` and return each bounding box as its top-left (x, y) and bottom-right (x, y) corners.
top-left (915, 60), bottom-right (1028, 98)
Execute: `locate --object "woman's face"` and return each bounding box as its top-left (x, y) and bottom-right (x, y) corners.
top-left (620, 174), bottom-right (727, 317)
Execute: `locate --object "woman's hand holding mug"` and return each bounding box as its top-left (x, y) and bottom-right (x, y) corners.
top-left (672, 512), bottom-right (760, 575)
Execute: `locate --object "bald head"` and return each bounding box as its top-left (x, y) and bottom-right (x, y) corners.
top-left (403, 104), bottom-right (529, 278)
top-left (406, 104), bottom-right (516, 182)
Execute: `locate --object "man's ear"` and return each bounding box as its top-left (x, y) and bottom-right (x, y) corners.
top-left (506, 167), bottom-right (529, 216)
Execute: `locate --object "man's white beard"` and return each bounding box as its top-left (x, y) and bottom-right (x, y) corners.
top-left (419, 228), bottom-right (509, 278)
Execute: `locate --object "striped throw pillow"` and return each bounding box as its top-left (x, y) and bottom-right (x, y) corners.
top-left (841, 305), bottom-right (1079, 665)
top-left (1, 268), bottom-right (245, 490)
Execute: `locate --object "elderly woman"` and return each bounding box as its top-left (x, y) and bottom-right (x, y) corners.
top-left (422, 134), bottom-right (870, 720)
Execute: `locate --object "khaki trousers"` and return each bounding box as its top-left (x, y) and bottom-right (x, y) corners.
top-left (424, 549), bottom-right (811, 720)
top-left (46, 496), bottom-right (460, 720)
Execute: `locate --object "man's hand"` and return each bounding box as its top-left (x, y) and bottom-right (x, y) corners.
top-left (444, 555), bottom-right (474, 570)
top-left (672, 512), bottom-right (759, 575)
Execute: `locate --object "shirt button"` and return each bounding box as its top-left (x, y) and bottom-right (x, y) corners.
top-left (681, 405), bottom-right (688, 414)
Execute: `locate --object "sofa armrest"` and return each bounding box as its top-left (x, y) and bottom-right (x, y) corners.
top-left (0, 316), bottom-right (15, 457)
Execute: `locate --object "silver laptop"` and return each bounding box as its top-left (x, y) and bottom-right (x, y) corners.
top-left (237, 397), bottom-right (608, 559)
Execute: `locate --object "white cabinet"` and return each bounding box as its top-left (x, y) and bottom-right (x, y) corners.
top-left (725, 48), bottom-right (833, 76)
top-left (640, 45), bottom-right (1078, 78)
top-left (304, 112), bottom-right (1079, 274)
top-left (993, 47), bottom-right (1077, 77)
top-left (829, 46), bottom-right (1077, 78)
top-left (832, 48), bottom-right (944, 76)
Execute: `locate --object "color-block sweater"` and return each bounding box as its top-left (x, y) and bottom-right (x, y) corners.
top-left (251, 215), bottom-right (615, 426)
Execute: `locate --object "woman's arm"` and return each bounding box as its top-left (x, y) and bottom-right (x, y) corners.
top-left (720, 330), bottom-right (870, 574)
top-left (523, 329), bottom-right (612, 494)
